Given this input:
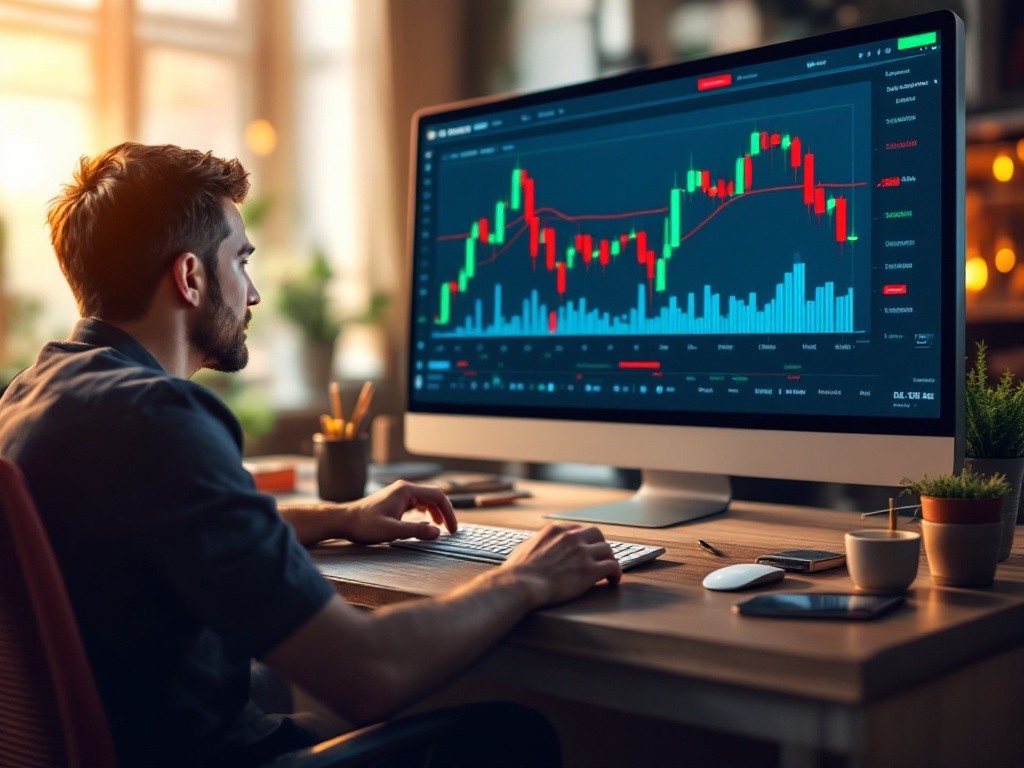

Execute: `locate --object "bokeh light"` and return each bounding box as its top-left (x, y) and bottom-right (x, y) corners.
top-left (992, 154), bottom-right (1014, 182)
top-left (244, 118), bottom-right (278, 157)
top-left (965, 255), bottom-right (989, 292)
top-left (995, 247), bottom-right (1016, 274)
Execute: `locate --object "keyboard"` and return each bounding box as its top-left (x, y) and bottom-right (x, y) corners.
top-left (390, 523), bottom-right (665, 570)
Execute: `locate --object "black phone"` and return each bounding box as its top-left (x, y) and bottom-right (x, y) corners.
top-left (435, 475), bottom-right (516, 494)
top-left (734, 593), bottom-right (905, 620)
top-left (755, 549), bottom-right (846, 572)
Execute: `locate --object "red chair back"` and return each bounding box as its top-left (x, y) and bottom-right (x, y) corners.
top-left (0, 457), bottom-right (117, 768)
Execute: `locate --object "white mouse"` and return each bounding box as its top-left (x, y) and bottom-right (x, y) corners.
top-left (702, 563), bottom-right (785, 591)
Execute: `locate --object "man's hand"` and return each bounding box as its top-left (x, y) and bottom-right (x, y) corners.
top-left (340, 480), bottom-right (457, 544)
top-left (501, 523), bottom-right (622, 608)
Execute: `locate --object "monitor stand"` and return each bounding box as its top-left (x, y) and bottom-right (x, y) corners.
top-left (545, 469), bottom-right (732, 528)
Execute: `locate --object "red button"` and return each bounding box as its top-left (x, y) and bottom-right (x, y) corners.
top-left (883, 284), bottom-right (908, 295)
top-left (698, 74), bottom-right (733, 91)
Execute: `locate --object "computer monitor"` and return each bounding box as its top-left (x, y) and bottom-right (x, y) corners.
top-left (405, 10), bottom-right (965, 527)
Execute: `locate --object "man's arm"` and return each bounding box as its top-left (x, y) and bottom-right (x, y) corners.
top-left (277, 480), bottom-right (457, 547)
top-left (261, 522), bottom-right (620, 725)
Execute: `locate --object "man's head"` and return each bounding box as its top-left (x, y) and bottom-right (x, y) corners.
top-left (189, 197), bottom-right (258, 372)
top-left (48, 142), bottom-right (258, 371)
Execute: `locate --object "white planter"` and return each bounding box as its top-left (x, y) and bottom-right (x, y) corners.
top-left (965, 456), bottom-right (1024, 562)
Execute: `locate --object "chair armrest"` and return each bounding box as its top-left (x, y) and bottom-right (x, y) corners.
top-left (259, 708), bottom-right (466, 768)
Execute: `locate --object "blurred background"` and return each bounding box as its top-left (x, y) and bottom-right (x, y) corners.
top-left (0, 0), bottom-right (1020, 460)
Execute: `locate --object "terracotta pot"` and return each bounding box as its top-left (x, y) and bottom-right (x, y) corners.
top-left (919, 496), bottom-right (1003, 525)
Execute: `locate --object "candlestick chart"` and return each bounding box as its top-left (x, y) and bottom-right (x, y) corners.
top-left (429, 95), bottom-right (869, 339)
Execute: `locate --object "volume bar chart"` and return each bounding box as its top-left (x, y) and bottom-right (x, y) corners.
top-left (438, 262), bottom-right (854, 338)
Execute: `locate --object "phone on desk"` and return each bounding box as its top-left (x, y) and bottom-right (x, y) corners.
top-left (734, 593), bottom-right (905, 620)
top-left (447, 489), bottom-right (532, 508)
top-left (755, 549), bottom-right (846, 572)
top-left (434, 475), bottom-right (516, 494)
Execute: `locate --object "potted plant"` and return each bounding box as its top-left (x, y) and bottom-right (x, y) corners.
top-left (963, 341), bottom-right (1024, 559)
top-left (277, 249), bottom-right (391, 403)
top-left (278, 248), bottom-right (343, 399)
top-left (900, 469), bottom-right (1008, 587)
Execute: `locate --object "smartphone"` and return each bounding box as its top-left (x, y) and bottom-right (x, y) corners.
top-left (447, 489), bottom-right (532, 508)
top-left (435, 475), bottom-right (516, 494)
top-left (734, 593), bottom-right (905, 620)
top-left (755, 549), bottom-right (846, 572)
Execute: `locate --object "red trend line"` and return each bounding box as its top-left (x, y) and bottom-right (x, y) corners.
top-left (680, 181), bottom-right (866, 244)
top-left (434, 204), bottom-right (670, 241)
top-left (435, 181), bottom-right (863, 242)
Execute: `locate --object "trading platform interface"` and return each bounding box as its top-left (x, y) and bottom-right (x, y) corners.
top-left (409, 27), bottom-right (950, 430)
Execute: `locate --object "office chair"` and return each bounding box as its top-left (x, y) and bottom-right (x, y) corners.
top-left (0, 457), bottom-right (554, 768)
top-left (0, 456), bottom-right (117, 768)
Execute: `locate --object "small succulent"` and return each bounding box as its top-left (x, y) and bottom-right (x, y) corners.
top-left (900, 468), bottom-right (1010, 500)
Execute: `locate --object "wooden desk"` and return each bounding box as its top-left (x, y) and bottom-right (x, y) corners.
top-left (307, 479), bottom-right (1024, 768)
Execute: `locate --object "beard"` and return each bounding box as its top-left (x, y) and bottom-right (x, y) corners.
top-left (192, 276), bottom-right (251, 373)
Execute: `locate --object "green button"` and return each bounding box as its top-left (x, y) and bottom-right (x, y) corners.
top-left (898, 31), bottom-right (937, 50)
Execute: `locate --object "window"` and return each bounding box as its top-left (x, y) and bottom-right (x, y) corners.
top-left (0, 0), bottom-right (379, 404)
top-left (0, 0), bottom-right (258, 366)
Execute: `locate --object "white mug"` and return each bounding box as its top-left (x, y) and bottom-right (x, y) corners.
top-left (844, 530), bottom-right (921, 594)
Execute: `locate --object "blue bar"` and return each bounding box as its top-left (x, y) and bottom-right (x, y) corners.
top-left (493, 283), bottom-right (503, 332)
top-left (825, 283), bottom-right (835, 332)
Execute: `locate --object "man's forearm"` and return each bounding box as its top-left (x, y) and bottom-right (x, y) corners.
top-left (362, 567), bottom-right (542, 713)
top-left (265, 567), bottom-right (542, 725)
top-left (263, 522), bottom-right (616, 725)
top-left (277, 502), bottom-right (348, 546)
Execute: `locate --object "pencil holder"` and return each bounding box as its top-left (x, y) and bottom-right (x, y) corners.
top-left (314, 434), bottom-right (369, 502)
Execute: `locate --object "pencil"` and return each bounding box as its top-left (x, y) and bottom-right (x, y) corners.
top-left (697, 539), bottom-right (725, 557)
top-left (329, 381), bottom-right (344, 424)
top-left (349, 381), bottom-right (375, 437)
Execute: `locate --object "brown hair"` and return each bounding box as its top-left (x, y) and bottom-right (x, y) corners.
top-left (47, 142), bottom-right (250, 320)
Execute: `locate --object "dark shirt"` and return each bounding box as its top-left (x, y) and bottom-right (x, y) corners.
top-left (0, 318), bottom-right (334, 768)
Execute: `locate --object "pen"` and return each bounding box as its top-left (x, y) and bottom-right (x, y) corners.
top-left (698, 539), bottom-right (725, 557)
top-left (448, 490), bottom-right (532, 508)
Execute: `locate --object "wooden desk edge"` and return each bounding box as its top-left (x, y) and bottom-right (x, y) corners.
top-left (309, 477), bottom-right (1024, 707)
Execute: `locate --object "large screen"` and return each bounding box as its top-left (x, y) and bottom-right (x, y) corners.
top-left (405, 11), bottom-right (964, 527)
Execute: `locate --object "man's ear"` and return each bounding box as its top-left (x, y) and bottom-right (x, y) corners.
top-left (171, 252), bottom-right (204, 308)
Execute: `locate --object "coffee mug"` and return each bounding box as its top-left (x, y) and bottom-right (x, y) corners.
top-left (844, 529), bottom-right (921, 594)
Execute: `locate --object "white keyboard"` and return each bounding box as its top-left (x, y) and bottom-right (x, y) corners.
top-left (390, 523), bottom-right (665, 570)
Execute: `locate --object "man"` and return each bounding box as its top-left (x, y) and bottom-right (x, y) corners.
top-left (0, 143), bottom-right (621, 767)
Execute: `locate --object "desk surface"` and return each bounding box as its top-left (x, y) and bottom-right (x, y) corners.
top-left (309, 478), bottom-right (1024, 711)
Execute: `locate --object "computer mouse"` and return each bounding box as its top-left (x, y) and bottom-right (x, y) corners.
top-left (702, 563), bottom-right (785, 591)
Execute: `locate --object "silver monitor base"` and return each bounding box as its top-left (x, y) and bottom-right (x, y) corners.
top-left (545, 470), bottom-right (732, 528)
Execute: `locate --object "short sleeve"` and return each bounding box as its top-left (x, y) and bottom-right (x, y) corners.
top-left (114, 383), bottom-right (333, 658)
